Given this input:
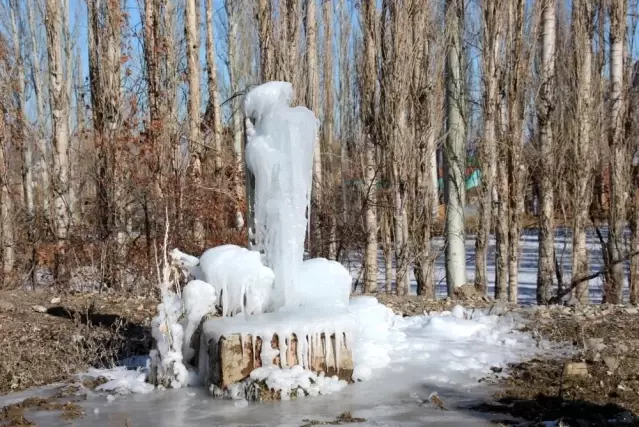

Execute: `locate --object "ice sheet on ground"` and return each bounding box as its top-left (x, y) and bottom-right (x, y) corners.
top-left (8, 296), bottom-right (567, 426)
top-left (79, 367), bottom-right (154, 395)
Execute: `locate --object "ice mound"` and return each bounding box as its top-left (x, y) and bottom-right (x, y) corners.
top-left (198, 245), bottom-right (275, 317)
top-left (249, 365), bottom-right (347, 399)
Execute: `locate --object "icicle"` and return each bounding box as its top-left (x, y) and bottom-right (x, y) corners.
top-left (335, 327), bottom-right (342, 373)
top-left (252, 335), bottom-right (257, 366)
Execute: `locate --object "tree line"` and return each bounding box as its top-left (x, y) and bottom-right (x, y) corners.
top-left (0, 0), bottom-right (638, 305)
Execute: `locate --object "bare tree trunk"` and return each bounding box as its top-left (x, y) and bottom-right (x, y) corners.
top-left (605, 0), bottom-right (628, 304)
top-left (10, 0), bottom-right (35, 223)
top-left (226, 0), bottom-right (245, 231)
top-left (306, 0), bottom-right (322, 257)
top-left (444, 0), bottom-right (467, 294)
top-left (46, 0), bottom-right (70, 279)
top-left (362, 0), bottom-right (378, 293)
top-left (206, 0), bottom-right (223, 174)
top-left (186, 0), bottom-right (204, 246)
top-left (571, 0), bottom-right (595, 304)
top-left (495, 141), bottom-right (510, 300)
top-left (536, 0), bottom-right (557, 304)
top-left (62, 0), bottom-right (76, 223)
top-left (323, 0), bottom-right (337, 260)
top-left (257, 0), bottom-right (274, 82)
top-left (27, 0), bottom-right (51, 219)
top-left (631, 191), bottom-right (639, 305)
top-left (0, 108), bottom-right (13, 275)
top-left (287, 0), bottom-right (300, 89)
top-left (475, 0), bottom-right (503, 293)
top-left (505, 0), bottom-right (531, 304)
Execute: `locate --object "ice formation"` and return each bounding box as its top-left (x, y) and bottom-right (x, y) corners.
top-left (149, 290), bottom-right (189, 388)
top-left (197, 245), bottom-right (275, 316)
top-left (243, 81), bottom-right (318, 310)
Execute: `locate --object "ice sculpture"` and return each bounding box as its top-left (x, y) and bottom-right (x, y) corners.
top-left (150, 82), bottom-right (353, 395)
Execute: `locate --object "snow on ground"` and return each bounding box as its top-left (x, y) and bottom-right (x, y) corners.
top-left (3, 297), bottom-right (569, 426)
top-left (344, 227), bottom-right (632, 304)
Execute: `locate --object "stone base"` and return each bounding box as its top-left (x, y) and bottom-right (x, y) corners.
top-left (194, 315), bottom-right (354, 400)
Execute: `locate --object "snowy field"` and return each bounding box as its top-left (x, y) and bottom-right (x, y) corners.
top-left (344, 226), bottom-right (632, 304)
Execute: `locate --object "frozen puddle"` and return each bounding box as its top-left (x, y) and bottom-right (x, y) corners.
top-left (1, 303), bottom-right (566, 426)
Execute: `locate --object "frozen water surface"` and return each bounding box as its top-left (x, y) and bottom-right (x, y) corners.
top-left (1, 305), bottom-right (564, 426)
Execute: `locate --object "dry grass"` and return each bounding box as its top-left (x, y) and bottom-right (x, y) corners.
top-left (0, 290), bottom-right (156, 395)
top-left (476, 305), bottom-right (639, 426)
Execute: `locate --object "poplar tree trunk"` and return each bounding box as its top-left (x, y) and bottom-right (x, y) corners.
top-left (362, 0), bottom-right (378, 293)
top-left (46, 0), bottom-right (70, 279)
top-left (257, 0), bottom-right (274, 82)
top-left (27, 0), bottom-right (51, 219)
top-left (207, 0), bottom-right (223, 174)
top-left (0, 108), bottom-right (13, 275)
top-left (62, 0), bottom-right (76, 223)
top-left (226, 0), bottom-right (246, 231)
top-left (475, 0), bottom-right (502, 294)
top-left (505, 0), bottom-right (528, 304)
top-left (571, 0), bottom-right (595, 304)
top-left (323, 0), bottom-right (337, 260)
top-left (185, 0), bottom-right (204, 246)
top-left (10, 1), bottom-right (35, 223)
top-left (536, 0), bottom-right (557, 304)
top-left (306, 0), bottom-right (322, 257)
top-left (444, 0), bottom-right (467, 294)
top-left (605, 0), bottom-right (628, 304)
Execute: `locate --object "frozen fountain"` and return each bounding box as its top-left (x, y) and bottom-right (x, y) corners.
top-left (148, 82), bottom-right (356, 401)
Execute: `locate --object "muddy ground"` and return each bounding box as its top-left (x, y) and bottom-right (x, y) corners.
top-left (2, 290), bottom-right (639, 426)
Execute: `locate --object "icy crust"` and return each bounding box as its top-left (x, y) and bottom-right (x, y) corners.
top-left (181, 280), bottom-right (217, 362)
top-left (249, 365), bottom-right (347, 400)
top-left (202, 308), bottom-right (356, 371)
top-left (198, 245), bottom-right (275, 317)
top-left (79, 367), bottom-right (154, 395)
top-left (243, 81), bottom-right (318, 310)
top-left (149, 291), bottom-right (189, 389)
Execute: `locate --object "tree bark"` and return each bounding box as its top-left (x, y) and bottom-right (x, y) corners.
top-left (323, 0), bottom-right (337, 260)
top-left (27, 0), bottom-right (51, 219)
top-left (306, 0), bottom-right (322, 257)
top-left (475, 0), bottom-right (502, 293)
top-left (444, 0), bottom-right (467, 294)
top-left (46, 0), bottom-right (71, 279)
top-left (207, 0), bottom-right (223, 174)
top-left (0, 105), bottom-right (13, 275)
top-left (257, 0), bottom-right (274, 82)
top-left (605, 0), bottom-right (628, 304)
top-left (226, 0), bottom-right (246, 231)
top-left (185, 0), bottom-right (204, 246)
top-left (571, 0), bottom-right (595, 304)
top-left (536, 0), bottom-right (557, 304)
top-left (362, 0), bottom-right (378, 293)
top-left (11, 0), bottom-right (35, 223)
